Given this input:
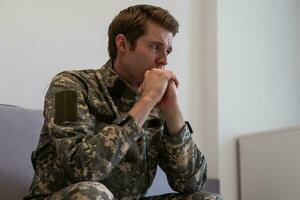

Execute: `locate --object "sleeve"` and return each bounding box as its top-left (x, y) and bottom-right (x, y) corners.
top-left (158, 121), bottom-right (207, 193)
top-left (44, 72), bottom-right (144, 182)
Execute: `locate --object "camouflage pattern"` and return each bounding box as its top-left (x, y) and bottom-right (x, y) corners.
top-left (24, 60), bottom-right (211, 200)
top-left (143, 192), bottom-right (223, 200)
top-left (48, 181), bottom-right (114, 200)
top-left (48, 181), bottom-right (222, 200)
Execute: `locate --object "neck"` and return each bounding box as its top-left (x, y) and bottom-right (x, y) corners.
top-left (112, 58), bottom-right (139, 90)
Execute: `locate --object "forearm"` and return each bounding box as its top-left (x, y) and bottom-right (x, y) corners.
top-left (128, 96), bottom-right (157, 127)
top-left (50, 113), bottom-right (144, 181)
top-left (159, 123), bottom-right (207, 192)
top-left (163, 103), bottom-right (185, 135)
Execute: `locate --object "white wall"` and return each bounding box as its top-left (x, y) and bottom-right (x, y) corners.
top-left (218, 0), bottom-right (300, 199)
top-left (0, 0), bottom-right (206, 155)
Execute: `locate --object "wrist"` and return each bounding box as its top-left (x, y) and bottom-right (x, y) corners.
top-left (162, 102), bottom-right (180, 117)
top-left (129, 96), bottom-right (156, 127)
top-left (141, 93), bottom-right (160, 106)
top-left (164, 105), bottom-right (185, 136)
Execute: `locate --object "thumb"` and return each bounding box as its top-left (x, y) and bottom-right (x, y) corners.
top-left (138, 82), bottom-right (144, 94)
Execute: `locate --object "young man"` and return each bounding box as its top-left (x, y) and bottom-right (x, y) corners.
top-left (24, 4), bottom-right (222, 200)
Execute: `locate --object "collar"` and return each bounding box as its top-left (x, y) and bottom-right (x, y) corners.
top-left (98, 60), bottom-right (140, 112)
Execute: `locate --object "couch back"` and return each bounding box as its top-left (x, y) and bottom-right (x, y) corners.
top-left (0, 104), bottom-right (43, 200)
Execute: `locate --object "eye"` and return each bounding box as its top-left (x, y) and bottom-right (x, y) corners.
top-left (150, 44), bottom-right (160, 51)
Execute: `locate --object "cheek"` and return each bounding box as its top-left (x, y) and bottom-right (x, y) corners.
top-left (133, 50), bottom-right (156, 77)
top-left (137, 64), bottom-right (151, 81)
top-left (138, 48), bottom-right (156, 62)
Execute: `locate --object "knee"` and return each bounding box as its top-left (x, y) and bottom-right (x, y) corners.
top-left (192, 191), bottom-right (223, 200)
top-left (75, 181), bottom-right (114, 199)
top-left (210, 193), bottom-right (223, 200)
top-left (50, 181), bottom-right (114, 200)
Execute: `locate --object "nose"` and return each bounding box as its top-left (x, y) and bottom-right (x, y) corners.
top-left (157, 51), bottom-right (168, 68)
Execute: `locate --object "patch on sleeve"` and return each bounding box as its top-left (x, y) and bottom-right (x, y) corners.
top-left (54, 90), bottom-right (78, 124)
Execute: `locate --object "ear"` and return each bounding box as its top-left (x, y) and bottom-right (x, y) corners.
top-left (115, 34), bottom-right (129, 53)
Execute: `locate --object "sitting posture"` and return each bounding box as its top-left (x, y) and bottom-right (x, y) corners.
top-left (24, 4), bottom-right (223, 200)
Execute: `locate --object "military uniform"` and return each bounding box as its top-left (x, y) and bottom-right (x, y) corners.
top-left (24, 61), bottom-right (222, 200)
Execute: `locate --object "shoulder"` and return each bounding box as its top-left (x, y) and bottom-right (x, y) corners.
top-left (50, 68), bottom-right (100, 89)
top-left (54, 68), bottom-right (98, 81)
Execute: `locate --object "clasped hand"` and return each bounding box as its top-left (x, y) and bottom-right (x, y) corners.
top-left (138, 68), bottom-right (179, 114)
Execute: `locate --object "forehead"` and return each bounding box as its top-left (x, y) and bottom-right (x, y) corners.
top-left (141, 21), bottom-right (173, 45)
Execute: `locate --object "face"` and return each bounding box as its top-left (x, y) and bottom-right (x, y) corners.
top-left (118, 21), bottom-right (174, 87)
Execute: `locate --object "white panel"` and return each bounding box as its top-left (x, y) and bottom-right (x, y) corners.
top-left (239, 126), bottom-right (300, 200)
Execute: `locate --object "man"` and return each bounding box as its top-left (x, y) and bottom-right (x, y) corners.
top-left (24, 4), bottom-right (222, 200)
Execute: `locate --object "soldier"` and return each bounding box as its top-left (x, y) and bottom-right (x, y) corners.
top-left (24, 4), bottom-right (223, 200)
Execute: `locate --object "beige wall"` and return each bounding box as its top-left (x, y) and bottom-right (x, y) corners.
top-left (201, 0), bottom-right (219, 179)
top-left (218, 0), bottom-right (300, 199)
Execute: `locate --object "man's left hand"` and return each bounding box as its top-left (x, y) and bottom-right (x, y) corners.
top-left (158, 80), bottom-right (185, 136)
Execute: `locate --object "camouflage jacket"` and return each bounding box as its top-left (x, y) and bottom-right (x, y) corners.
top-left (24, 60), bottom-right (207, 200)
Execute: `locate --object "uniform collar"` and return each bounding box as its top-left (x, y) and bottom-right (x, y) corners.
top-left (99, 60), bottom-right (140, 112)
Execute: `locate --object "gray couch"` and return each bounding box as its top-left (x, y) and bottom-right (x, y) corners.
top-left (0, 104), bottom-right (219, 199)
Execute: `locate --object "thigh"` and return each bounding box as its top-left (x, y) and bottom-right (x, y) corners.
top-left (142, 191), bottom-right (223, 200)
top-left (48, 181), bottom-right (114, 200)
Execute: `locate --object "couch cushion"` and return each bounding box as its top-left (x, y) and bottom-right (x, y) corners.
top-left (0, 104), bottom-right (43, 200)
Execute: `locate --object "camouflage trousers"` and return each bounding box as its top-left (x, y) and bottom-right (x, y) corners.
top-left (48, 181), bottom-right (223, 200)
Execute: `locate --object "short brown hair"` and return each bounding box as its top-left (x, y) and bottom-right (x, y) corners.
top-left (108, 4), bottom-right (179, 60)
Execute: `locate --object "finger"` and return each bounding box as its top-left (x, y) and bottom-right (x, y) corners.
top-left (151, 68), bottom-right (179, 87)
top-left (173, 78), bottom-right (179, 88)
top-left (144, 70), bottom-right (150, 79)
top-left (166, 70), bottom-right (179, 87)
top-left (140, 70), bottom-right (150, 94)
top-left (168, 80), bottom-right (178, 88)
top-left (138, 82), bottom-right (144, 94)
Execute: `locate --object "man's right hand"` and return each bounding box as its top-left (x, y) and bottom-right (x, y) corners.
top-left (129, 68), bottom-right (178, 127)
top-left (139, 68), bottom-right (178, 104)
